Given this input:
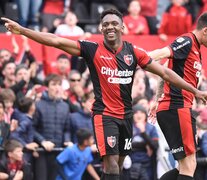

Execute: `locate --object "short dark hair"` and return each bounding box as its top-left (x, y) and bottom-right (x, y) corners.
top-left (4, 139), bottom-right (23, 153)
top-left (1, 60), bottom-right (15, 71)
top-left (196, 12), bottom-right (207, 30)
top-left (57, 54), bottom-right (71, 61)
top-left (100, 8), bottom-right (123, 22)
top-left (76, 128), bottom-right (92, 145)
top-left (18, 97), bottom-right (34, 113)
top-left (44, 74), bottom-right (62, 87)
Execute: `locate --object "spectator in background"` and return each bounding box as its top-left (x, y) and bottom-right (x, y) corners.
top-left (14, 64), bottom-right (43, 104)
top-left (0, 49), bottom-right (15, 68)
top-left (56, 128), bottom-right (100, 180)
top-left (70, 93), bottom-right (94, 143)
top-left (0, 139), bottom-right (32, 180)
top-left (40, 0), bottom-right (65, 32)
top-left (0, 97), bottom-right (10, 147)
top-left (139, 0), bottom-right (158, 34)
top-left (55, 11), bottom-right (84, 37)
top-left (46, 54), bottom-right (71, 84)
top-left (123, 0), bottom-right (149, 35)
top-left (133, 96), bottom-right (150, 111)
top-left (158, 0), bottom-right (192, 41)
top-left (195, 119), bottom-right (207, 180)
top-left (127, 105), bottom-right (158, 180)
top-left (10, 97), bottom-right (39, 162)
top-left (33, 74), bottom-right (71, 180)
top-left (68, 70), bottom-right (84, 109)
top-left (132, 69), bottom-right (154, 101)
top-left (0, 61), bottom-right (16, 89)
top-left (0, 35), bottom-right (19, 68)
top-left (0, 88), bottom-right (16, 123)
top-left (16, 0), bottom-right (42, 30)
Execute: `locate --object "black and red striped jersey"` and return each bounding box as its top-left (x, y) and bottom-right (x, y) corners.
top-left (78, 40), bottom-right (151, 119)
top-left (157, 32), bottom-right (202, 112)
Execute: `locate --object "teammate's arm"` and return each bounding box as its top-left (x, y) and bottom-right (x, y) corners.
top-left (148, 61), bottom-right (168, 122)
top-left (144, 61), bottom-right (207, 103)
top-left (148, 47), bottom-right (171, 61)
top-left (1, 17), bottom-right (80, 56)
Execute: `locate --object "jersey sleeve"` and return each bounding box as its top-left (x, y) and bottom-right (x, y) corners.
top-left (169, 36), bottom-right (192, 60)
top-left (56, 147), bottom-right (71, 164)
top-left (78, 40), bottom-right (98, 64)
top-left (133, 46), bottom-right (152, 68)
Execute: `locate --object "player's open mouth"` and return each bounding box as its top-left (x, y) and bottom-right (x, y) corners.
top-left (107, 32), bottom-right (116, 37)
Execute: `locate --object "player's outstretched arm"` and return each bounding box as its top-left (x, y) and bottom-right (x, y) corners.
top-left (1, 17), bottom-right (80, 56)
top-left (148, 47), bottom-right (171, 61)
top-left (145, 61), bottom-right (207, 103)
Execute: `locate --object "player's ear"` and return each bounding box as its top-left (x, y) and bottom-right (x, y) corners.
top-left (203, 27), bottom-right (207, 35)
top-left (121, 25), bottom-right (125, 33)
top-left (99, 24), bottom-right (103, 34)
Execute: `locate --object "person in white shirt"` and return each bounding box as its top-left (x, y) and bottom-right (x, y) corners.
top-left (55, 11), bottom-right (84, 36)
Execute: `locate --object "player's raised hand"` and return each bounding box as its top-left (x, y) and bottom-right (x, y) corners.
top-left (195, 90), bottom-right (207, 104)
top-left (1, 17), bottom-right (22, 34)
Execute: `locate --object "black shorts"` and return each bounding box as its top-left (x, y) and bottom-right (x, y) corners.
top-left (157, 108), bottom-right (197, 160)
top-left (92, 114), bottom-right (132, 157)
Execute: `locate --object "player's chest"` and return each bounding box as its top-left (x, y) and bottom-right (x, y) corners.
top-left (93, 49), bottom-right (137, 72)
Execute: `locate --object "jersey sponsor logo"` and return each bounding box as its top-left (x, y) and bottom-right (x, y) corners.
top-left (171, 146), bottom-right (184, 154)
top-left (107, 136), bottom-right (116, 148)
top-left (124, 138), bottom-right (132, 150)
top-left (176, 37), bottom-right (185, 43)
top-left (173, 40), bottom-right (190, 51)
top-left (101, 66), bottom-right (134, 84)
top-left (100, 55), bottom-right (113, 60)
top-left (194, 61), bottom-right (202, 78)
top-left (124, 54), bottom-right (133, 66)
top-left (108, 77), bottom-right (132, 84)
top-left (101, 67), bottom-right (133, 77)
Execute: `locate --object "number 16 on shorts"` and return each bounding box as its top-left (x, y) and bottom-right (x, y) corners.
top-left (124, 138), bottom-right (132, 150)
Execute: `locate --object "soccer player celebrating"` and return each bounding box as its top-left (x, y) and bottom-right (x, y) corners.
top-left (2, 9), bottom-right (207, 180)
top-left (149, 12), bottom-right (207, 180)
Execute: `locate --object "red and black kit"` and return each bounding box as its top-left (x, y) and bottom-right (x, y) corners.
top-left (157, 32), bottom-right (202, 160)
top-left (78, 40), bottom-right (151, 156)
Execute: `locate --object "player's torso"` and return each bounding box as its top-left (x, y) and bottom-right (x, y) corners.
top-left (158, 33), bottom-right (202, 111)
top-left (88, 42), bottom-right (138, 119)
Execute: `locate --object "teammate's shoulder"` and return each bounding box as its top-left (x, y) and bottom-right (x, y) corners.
top-left (175, 33), bottom-right (192, 43)
top-left (171, 34), bottom-right (192, 51)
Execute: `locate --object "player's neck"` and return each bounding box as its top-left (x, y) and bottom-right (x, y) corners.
top-left (104, 39), bottom-right (123, 52)
top-left (192, 30), bottom-right (202, 46)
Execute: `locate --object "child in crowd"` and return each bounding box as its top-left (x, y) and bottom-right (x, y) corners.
top-left (0, 139), bottom-right (32, 180)
top-left (56, 128), bottom-right (100, 180)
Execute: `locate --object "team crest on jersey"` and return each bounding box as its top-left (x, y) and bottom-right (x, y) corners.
top-left (107, 136), bottom-right (116, 148)
top-left (124, 54), bottom-right (133, 66)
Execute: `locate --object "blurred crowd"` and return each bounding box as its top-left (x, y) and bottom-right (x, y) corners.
top-left (0, 0), bottom-right (207, 180)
